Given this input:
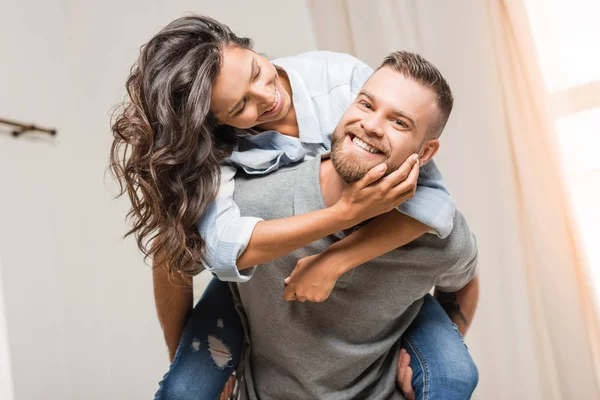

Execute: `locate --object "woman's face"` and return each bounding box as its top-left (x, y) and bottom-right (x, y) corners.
top-left (210, 46), bottom-right (292, 130)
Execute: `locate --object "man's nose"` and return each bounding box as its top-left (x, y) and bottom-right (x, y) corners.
top-left (360, 114), bottom-right (385, 137)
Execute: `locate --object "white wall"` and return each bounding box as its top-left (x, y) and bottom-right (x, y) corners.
top-left (0, 258), bottom-right (15, 400)
top-left (0, 1), bottom-right (316, 399)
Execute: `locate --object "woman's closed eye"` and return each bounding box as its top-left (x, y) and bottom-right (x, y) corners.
top-left (233, 101), bottom-right (246, 116)
top-left (233, 65), bottom-right (263, 116)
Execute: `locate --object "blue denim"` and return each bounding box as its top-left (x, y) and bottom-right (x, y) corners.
top-left (154, 279), bottom-right (244, 400)
top-left (402, 294), bottom-right (479, 400)
top-left (155, 280), bottom-right (478, 399)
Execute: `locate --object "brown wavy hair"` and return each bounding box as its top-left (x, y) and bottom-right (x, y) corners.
top-left (110, 15), bottom-right (253, 276)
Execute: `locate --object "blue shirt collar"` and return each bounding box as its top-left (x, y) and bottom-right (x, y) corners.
top-left (273, 61), bottom-right (324, 144)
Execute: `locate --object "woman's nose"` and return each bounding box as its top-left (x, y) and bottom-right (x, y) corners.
top-left (251, 83), bottom-right (275, 107)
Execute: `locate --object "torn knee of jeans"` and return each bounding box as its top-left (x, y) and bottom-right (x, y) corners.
top-left (208, 335), bottom-right (233, 370)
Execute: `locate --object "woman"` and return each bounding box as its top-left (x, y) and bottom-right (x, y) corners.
top-left (111, 15), bottom-right (478, 400)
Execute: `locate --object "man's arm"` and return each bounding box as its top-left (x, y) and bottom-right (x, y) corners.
top-left (318, 210), bottom-right (429, 276)
top-left (434, 274), bottom-right (479, 335)
top-left (152, 250), bottom-right (193, 361)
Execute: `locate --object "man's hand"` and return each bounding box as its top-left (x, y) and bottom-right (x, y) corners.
top-left (219, 375), bottom-right (236, 400)
top-left (282, 253), bottom-right (340, 302)
top-left (397, 348), bottom-right (415, 400)
top-left (337, 154), bottom-right (419, 223)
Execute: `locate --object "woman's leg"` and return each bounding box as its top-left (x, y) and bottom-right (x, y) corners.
top-left (401, 294), bottom-right (479, 400)
top-left (155, 277), bottom-right (245, 400)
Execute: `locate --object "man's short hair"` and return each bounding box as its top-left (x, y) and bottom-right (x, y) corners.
top-left (378, 51), bottom-right (453, 139)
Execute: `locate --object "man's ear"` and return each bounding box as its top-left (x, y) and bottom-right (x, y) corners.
top-left (418, 139), bottom-right (440, 166)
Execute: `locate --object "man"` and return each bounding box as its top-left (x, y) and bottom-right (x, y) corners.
top-left (230, 51), bottom-right (479, 399)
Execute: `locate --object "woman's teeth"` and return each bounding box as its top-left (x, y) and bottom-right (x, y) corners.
top-left (352, 136), bottom-right (381, 154)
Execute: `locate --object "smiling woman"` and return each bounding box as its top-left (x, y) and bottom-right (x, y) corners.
top-left (209, 45), bottom-right (296, 133)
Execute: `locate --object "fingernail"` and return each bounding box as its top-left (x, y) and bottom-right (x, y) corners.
top-left (413, 154), bottom-right (419, 162)
top-left (377, 164), bottom-right (386, 172)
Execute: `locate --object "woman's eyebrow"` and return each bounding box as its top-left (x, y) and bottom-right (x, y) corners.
top-left (228, 57), bottom-right (256, 116)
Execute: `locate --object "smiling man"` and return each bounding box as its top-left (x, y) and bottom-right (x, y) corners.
top-left (230, 51), bottom-right (479, 399)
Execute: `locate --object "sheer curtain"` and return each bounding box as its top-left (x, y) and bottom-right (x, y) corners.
top-left (307, 0), bottom-right (600, 398)
top-left (486, 1), bottom-right (600, 398)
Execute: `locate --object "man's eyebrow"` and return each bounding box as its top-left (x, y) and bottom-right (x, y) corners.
top-left (358, 90), bottom-right (416, 128)
top-left (358, 90), bottom-right (375, 103)
top-left (228, 57), bottom-right (255, 116)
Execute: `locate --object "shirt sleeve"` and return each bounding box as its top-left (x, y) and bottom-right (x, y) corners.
top-left (350, 56), bottom-right (375, 95)
top-left (396, 160), bottom-right (456, 238)
top-left (434, 231), bottom-right (478, 292)
top-left (196, 165), bottom-right (262, 282)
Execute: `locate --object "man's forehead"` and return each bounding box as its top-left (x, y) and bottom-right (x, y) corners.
top-left (362, 67), bottom-right (437, 116)
top-left (364, 67), bottom-right (418, 95)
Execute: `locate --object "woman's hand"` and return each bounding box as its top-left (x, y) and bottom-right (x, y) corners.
top-left (282, 253), bottom-right (339, 302)
top-left (336, 154), bottom-right (420, 223)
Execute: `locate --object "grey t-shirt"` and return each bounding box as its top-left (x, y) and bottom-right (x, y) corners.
top-left (231, 157), bottom-right (478, 400)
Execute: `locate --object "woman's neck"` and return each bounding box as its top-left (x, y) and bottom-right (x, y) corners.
top-left (255, 68), bottom-right (299, 137)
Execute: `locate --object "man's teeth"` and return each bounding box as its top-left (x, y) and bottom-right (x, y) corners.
top-left (352, 136), bottom-right (381, 154)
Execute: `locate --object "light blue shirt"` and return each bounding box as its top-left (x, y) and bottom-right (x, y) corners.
top-left (196, 51), bottom-right (456, 282)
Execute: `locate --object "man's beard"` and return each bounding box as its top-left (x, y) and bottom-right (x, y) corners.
top-left (330, 125), bottom-right (399, 183)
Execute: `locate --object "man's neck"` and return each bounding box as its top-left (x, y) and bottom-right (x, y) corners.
top-left (319, 159), bottom-right (347, 207)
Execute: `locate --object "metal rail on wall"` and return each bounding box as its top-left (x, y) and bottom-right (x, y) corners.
top-left (0, 117), bottom-right (57, 137)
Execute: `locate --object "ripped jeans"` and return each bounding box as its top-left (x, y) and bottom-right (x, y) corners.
top-left (155, 278), bottom-right (478, 400)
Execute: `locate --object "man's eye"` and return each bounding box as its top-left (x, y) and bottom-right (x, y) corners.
top-left (359, 101), bottom-right (372, 110)
top-left (395, 120), bottom-right (407, 128)
top-left (255, 65), bottom-right (261, 80)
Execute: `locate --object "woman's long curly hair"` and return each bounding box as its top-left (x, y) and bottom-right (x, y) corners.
top-left (110, 15), bottom-right (252, 276)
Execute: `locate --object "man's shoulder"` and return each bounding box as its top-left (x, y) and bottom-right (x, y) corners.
top-left (429, 210), bottom-right (476, 270)
top-left (234, 157), bottom-right (320, 191)
top-left (378, 210), bottom-right (474, 269)
top-left (233, 158), bottom-right (323, 221)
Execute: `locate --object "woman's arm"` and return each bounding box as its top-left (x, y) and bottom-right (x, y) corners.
top-left (236, 157), bottom-right (420, 269)
top-left (283, 210), bottom-right (429, 302)
top-left (199, 157), bottom-right (419, 280)
top-left (152, 249), bottom-right (193, 361)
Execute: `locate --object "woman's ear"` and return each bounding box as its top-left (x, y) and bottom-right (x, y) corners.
top-left (418, 139), bottom-right (440, 166)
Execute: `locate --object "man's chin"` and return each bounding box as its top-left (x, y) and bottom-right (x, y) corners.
top-left (331, 151), bottom-right (379, 183)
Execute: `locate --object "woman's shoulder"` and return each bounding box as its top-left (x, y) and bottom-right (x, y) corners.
top-left (273, 51), bottom-right (373, 96)
top-left (272, 50), bottom-right (369, 73)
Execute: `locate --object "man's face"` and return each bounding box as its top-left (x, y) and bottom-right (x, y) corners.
top-left (331, 67), bottom-right (441, 182)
